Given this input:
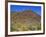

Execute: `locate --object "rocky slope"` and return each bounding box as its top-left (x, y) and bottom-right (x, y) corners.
top-left (10, 10), bottom-right (41, 32)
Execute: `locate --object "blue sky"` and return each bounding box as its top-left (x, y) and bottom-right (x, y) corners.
top-left (10, 5), bottom-right (41, 16)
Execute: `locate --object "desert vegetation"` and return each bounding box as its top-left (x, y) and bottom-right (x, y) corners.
top-left (10, 10), bottom-right (41, 32)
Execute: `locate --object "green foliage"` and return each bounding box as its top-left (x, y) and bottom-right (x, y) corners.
top-left (11, 21), bottom-right (41, 31)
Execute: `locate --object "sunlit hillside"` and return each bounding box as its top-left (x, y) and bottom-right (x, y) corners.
top-left (10, 10), bottom-right (41, 32)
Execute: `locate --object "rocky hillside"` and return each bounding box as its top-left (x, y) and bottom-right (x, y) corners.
top-left (10, 10), bottom-right (41, 32)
